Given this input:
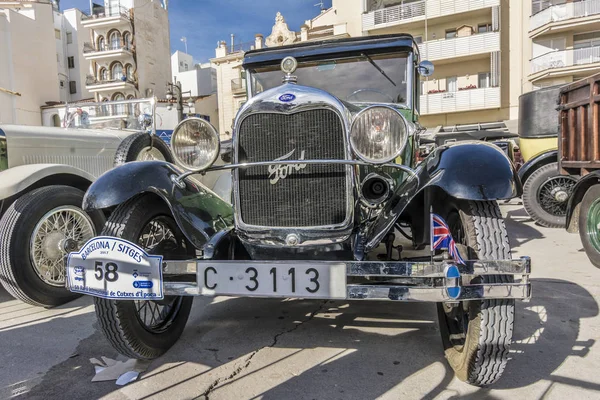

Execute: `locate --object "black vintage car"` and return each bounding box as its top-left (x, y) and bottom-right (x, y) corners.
top-left (66, 35), bottom-right (530, 386)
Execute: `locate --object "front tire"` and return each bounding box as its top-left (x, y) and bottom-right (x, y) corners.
top-left (522, 162), bottom-right (577, 228)
top-left (436, 200), bottom-right (514, 386)
top-left (94, 195), bottom-right (193, 359)
top-left (0, 186), bottom-right (104, 307)
top-left (578, 184), bottom-right (600, 268)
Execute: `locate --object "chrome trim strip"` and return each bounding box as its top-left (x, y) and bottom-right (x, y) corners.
top-left (346, 284), bottom-right (530, 301)
top-left (178, 159), bottom-right (419, 181)
top-left (162, 257), bottom-right (531, 277)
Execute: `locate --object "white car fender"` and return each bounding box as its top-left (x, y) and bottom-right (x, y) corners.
top-left (0, 164), bottom-right (95, 201)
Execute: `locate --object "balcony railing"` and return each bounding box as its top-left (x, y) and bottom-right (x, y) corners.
top-left (420, 87), bottom-right (500, 115)
top-left (83, 42), bottom-right (132, 53)
top-left (231, 78), bottom-right (246, 93)
top-left (530, 0), bottom-right (600, 31)
top-left (81, 5), bottom-right (130, 21)
top-left (86, 75), bottom-right (136, 86)
top-left (362, 0), bottom-right (499, 30)
top-left (531, 45), bottom-right (600, 74)
top-left (418, 31), bottom-right (500, 61)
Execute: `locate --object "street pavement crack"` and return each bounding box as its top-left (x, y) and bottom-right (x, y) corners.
top-left (199, 300), bottom-right (328, 400)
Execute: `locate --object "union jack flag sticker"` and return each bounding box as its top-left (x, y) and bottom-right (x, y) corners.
top-left (431, 213), bottom-right (466, 265)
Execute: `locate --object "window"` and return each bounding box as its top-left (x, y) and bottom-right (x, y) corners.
top-left (179, 61), bottom-right (183, 66)
top-left (60, 80), bottom-right (65, 88)
top-left (478, 72), bottom-right (491, 88)
top-left (68, 56), bottom-right (75, 69)
top-left (112, 62), bottom-right (124, 80)
top-left (445, 29), bottom-right (457, 39)
top-left (125, 64), bottom-right (134, 80)
top-left (97, 36), bottom-right (105, 51)
top-left (414, 35), bottom-right (423, 44)
top-left (109, 31), bottom-right (121, 50)
top-left (478, 24), bottom-right (492, 33)
top-left (123, 32), bottom-right (131, 50)
top-left (69, 81), bottom-right (77, 94)
top-left (184, 63), bottom-right (188, 70)
top-left (99, 67), bottom-right (108, 81)
top-left (66, 32), bottom-right (73, 44)
top-left (574, 32), bottom-right (600, 65)
top-left (446, 76), bottom-right (457, 92)
top-left (55, 29), bottom-right (61, 39)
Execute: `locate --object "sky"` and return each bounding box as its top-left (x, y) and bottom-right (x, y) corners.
top-left (60, 0), bottom-right (333, 64)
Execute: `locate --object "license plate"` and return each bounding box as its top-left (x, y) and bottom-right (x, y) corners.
top-left (66, 236), bottom-right (163, 300)
top-left (197, 262), bottom-right (346, 299)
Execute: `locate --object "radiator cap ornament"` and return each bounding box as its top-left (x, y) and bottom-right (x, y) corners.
top-left (281, 56), bottom-right (298, 84)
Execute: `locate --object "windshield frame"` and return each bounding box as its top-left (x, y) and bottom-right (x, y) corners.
top-left (245, 52), bottom-right (415, 110)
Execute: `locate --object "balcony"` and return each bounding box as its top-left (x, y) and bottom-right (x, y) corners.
top-left (83, 42), bottom-right (133, 60)
top-left (231, 78), bottom-right (246, 95)
top-left (85, 75), bottom-right (137, 93)
top-left (362, 0), bottom-right (499, 31)
top-left (418, 31), bottom-right (500, 62)
top-left (81, 5), bottom-right (131, 28)
top-left (420, 87), bottom-right (500, 115)
top-left (530, 0), bottom-right (600, 37)
top-left (530, 45), bottom-right (600, 81)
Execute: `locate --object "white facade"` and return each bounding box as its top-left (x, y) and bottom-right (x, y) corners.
top-left (82, 0), bottom-right (171, 101)
top-left (0, 1), bottom-right (60, 125)
top-left (171, 52), bottom-right (217, 97)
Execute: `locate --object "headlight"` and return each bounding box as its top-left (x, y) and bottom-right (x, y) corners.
top-left (350, 106), bottom-right (408, 164)
top-left (171, 118), bottom-right (220, 170)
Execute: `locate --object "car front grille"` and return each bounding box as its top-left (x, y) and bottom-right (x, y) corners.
top-left (237, 109), bottom-right (347, 228)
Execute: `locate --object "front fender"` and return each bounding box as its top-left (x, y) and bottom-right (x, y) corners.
top-left (0, 163), bottom-right (95, 200)
top-left (366, 141), bottom-right (521, 251)
top-left (565, 171), bottom-right (600, 232)
top-left (424, 141), bottom-right (522, 200)
top-left (517, 150), bottom-right (557, 184)
top-left (83, 161), bottom-right (233, 249)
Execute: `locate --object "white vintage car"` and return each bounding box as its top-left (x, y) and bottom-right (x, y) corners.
top-left (0, 98), bottom-right (172, 307)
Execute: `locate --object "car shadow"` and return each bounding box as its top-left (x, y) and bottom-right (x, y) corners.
top-left (18, 277), bottom-right (598, 399)
top-left (504, 207), bottom-right (546, 249)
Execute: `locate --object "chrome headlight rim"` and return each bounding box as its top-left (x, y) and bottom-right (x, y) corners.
top-left (171, 117), bottom-right (220, 171)
top-left (349, 105), bottom-right (409, 165)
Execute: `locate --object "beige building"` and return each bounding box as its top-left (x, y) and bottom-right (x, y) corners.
top-left (211, 0), bottom-right (600, 131)
top-left (82, 0), bottom-right (171, 103)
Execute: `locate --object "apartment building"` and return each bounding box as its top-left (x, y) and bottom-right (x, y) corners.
top-left (171, 51), bottom-right (217, 97)
top-left (0, 0), bottom-right (91, 125)
top-left (526, 0), bottom-right (600, 90)
top-left (81, 0), bottom-right (171, 103)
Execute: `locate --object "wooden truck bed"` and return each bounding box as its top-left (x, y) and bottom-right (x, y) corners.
top-left (559, 73), bottom-right (600, 175)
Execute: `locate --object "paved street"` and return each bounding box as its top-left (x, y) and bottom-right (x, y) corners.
top-left (1, 201), bottom-right (599, 400)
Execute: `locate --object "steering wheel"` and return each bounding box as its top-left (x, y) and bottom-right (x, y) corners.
top-left (347, 89), bottom-right (395, 103)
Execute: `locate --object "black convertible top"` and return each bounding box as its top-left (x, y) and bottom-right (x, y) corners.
top-left (243, 34), bottom-right (418, 69)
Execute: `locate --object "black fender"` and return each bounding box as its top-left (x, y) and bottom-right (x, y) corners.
top-left (565, 170), bottom-right (600, 232)
top-left (83, 161), bottom-right (233, 250)
top-left (366, 141), bottom-right (521, 250)
top-left (517, 150), bottom-right (557, 184)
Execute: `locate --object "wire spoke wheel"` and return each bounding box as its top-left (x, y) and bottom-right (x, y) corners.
top-left (135, 146), bottom-right (167, 162)
top-left (537, 176), bottom-right (577, 216)
top-left (133, 216), bottom-right (182, 333)
top-left (30, 206), bottom-right (95, 287)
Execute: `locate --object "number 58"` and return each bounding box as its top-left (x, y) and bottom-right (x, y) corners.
top-left (94, 261), bottom-right (119, 282)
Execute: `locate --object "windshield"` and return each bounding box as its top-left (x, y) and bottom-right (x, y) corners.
top-left (249, 52), bottom-right (409, 105)
top-left (63, 98), bottom-right (155, 132)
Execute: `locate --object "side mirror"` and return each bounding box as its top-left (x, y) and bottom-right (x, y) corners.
top-left (418, 60), bottom-right (434, 77)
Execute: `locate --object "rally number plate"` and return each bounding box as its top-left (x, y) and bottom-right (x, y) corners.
top-left (66, 236), bottom-right (163, 300)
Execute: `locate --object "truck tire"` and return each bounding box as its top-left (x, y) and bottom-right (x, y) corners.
top-left (113, 132), bottom-right (173, 166)
top-left (94, 194), bottom-right (193, 359)
top-left (522, 162), bottom-right (577, 228)
top-left (437, 200), bottom-right (514, 386)
top-left (0, 186), bottom-right (105, 307)
top-left (578, 184), bottom-right (600, 268)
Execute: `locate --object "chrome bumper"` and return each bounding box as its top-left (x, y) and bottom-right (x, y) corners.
top-left (161, 257), bottom-right (531, 302)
